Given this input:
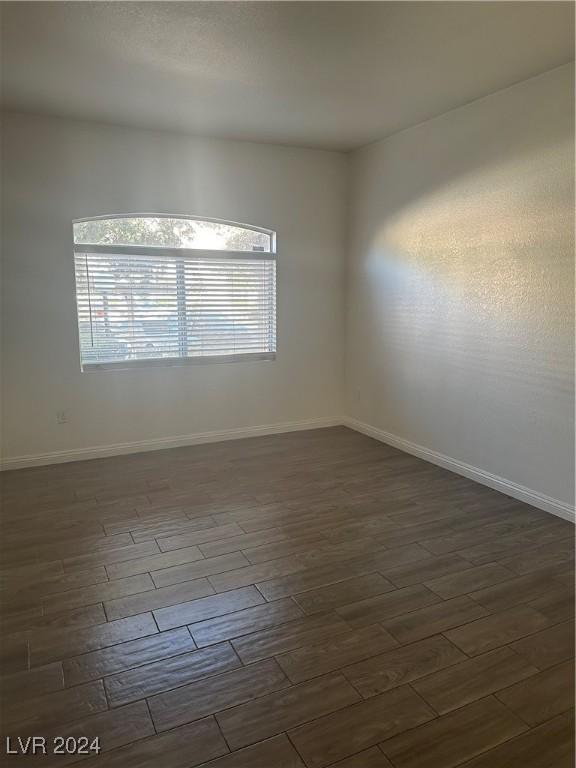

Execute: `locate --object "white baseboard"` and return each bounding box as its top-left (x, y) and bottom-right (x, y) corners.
top-left (3, 414), bottom-right (573, 526)
top-left (344, 417), bottom-right (575, 524)
top-left (0, 417), bottom-right (341, 471)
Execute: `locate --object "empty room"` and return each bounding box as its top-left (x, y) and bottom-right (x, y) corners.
top-left (0, 1), bottom-right (574, 765)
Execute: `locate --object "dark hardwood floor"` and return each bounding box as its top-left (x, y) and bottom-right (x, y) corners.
top-left (0, 426), bottom-right (574, 767)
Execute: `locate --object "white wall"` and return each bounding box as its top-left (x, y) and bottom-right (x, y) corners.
top-left (2, 65), bottom-right (574, 517)
top-left (345, 64), bottom-right (575, 510)
top-left (1, 113), bottom-right (347, 461)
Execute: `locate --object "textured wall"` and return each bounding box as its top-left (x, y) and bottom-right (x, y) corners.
top-left (345, 65), bottom-right (574, 506)
top-left (1, 114), bottom-right (347, 460)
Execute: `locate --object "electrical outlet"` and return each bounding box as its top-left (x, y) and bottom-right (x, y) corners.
top-left (56, 409), bottom-right (69, 425)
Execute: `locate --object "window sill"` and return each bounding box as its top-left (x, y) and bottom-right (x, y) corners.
top-left (81, 352), bottom-right (276, 372)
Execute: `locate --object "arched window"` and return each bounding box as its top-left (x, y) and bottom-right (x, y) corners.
top-left (73, 215), bottom-right (276, 370)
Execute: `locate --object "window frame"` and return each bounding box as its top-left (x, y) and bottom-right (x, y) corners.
top-left (73, 214), bottom-right (277, 372)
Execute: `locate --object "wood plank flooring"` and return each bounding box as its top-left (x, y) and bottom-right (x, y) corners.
top-left (0, 426), bottom-right (574, 766)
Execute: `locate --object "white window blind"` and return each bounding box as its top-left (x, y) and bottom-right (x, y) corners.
top-left (73, 216), bottom-right (277, 370)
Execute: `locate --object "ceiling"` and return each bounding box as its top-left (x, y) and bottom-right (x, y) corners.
top-left (1, 1), bottom-right (573, 151)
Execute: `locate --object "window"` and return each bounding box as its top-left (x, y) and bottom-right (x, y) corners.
top-left (73, 215), bottom-right (277, 370)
